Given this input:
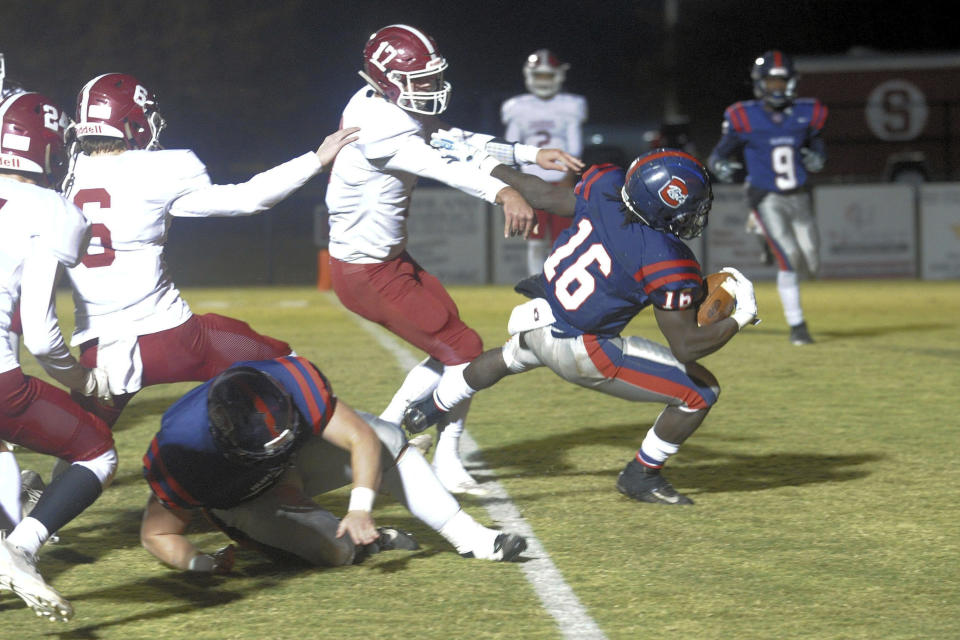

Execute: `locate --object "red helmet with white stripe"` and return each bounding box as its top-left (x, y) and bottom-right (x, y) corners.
top-left (0, 92), bottom-right (69, 187)
top-left (75, 73), bottom-right (165, 149)
top-left (360, 24), bottom-right (451, 115)
top-left (523, 49), bottom-right (569, 99)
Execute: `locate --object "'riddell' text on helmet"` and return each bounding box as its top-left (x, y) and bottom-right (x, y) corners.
top-left (621, 148), bottom-right (713, 240)
top-left (75, 73), bottom-right (165, 150)
top-left (524, 49), bottom-right (569, 99)
top-left (360, 24), bottom-right (451, 115)
top-left (0, 92), bottom-right (69, 187)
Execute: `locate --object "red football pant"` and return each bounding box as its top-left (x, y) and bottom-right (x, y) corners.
top-left (0, 368), bottom-right (114, 461)
top-left (76, 313), bottom-right (292, 426)
top-left (330, 252), bottom-right (482, 366)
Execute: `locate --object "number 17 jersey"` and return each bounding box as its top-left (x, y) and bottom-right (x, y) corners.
top-left (541, 164), bottom-right (705, 338)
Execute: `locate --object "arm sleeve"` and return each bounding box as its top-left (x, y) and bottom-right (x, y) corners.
top-left (168, 152), bottom-right (323, 218)
top-left (20, 241), bottom-right (86, 390)
top-left (384, 136), bottom-right (509, 203)
top-left (707, 119), bottom-right (743, 168)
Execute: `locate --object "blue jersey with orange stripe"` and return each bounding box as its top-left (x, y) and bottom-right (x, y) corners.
top-left (709, 98), bottom-right (828, 193)
top-left (142, 356), bottom-right (336, 510)
top-left (540, 164), bottom-right (704, 338)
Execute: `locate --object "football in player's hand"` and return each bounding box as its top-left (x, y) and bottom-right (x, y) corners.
top-left (697, 272), bottom-right (737, 326)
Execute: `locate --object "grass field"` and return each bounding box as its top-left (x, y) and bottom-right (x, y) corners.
top-left (3, 280), bottom-right (959, 639)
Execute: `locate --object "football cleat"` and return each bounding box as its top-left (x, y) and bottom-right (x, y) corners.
top-left (616, 460), bottom-right (693, 505)
top-left (373, 527), bottom-right (420, 552)
top-left (0, 531), bottom-right (73, 621)
top-left (408, 433), bottom-right (433, 457)
top-left (402, 395), bottom-right (448, 434)
top-left (461, 533), bottom-right (527, 562)
top-left (355, 527), bottom-right (419, 563)
top-left (789, 322), bottom-right (814, 346)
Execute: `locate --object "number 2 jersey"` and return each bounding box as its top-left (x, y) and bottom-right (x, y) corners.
top-left (501, 92), bottom-right (587, 182)
top-left (64, 149), bottom-right (323, 345)
top-left (540, 164), bottom-right (704, 339)
top-left (710, 98), bottom-right (828, 193)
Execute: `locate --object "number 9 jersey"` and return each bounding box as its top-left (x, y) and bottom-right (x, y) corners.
top-left (539, 164), bottom-right (705, 339)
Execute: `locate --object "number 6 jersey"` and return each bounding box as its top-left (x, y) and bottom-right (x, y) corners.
top-left (64, 149), bottom-right (323, 345)
top-left (539, 164), bottom-right (705, 339)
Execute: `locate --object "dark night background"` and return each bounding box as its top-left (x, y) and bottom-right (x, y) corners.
top-left (2, 0), bottom-right (955, 283)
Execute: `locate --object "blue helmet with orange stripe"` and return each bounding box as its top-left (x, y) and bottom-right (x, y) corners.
top-left (621, 148), bottom-right (712, 240)
top-left (207, 367), bottom-right (304, 467)
top-left (751, 50), bottom-right (797, 109)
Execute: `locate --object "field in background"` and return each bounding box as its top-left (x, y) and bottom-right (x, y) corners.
top-left (3, 281), bottom-right (958, 639)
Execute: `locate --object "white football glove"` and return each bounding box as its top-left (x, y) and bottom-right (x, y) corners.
top-left (710, 158), bottom-right (743, 183)
top-left (81, 366), bottom-right (114, 405)
top-left (800, 148), bottom-right (825, 173)
top-left (429, 128), bottom-right (536, 167)
top-left (720, 267), bottom-right (760, 329)
top-left (429, 128), bottom-right (492, 163)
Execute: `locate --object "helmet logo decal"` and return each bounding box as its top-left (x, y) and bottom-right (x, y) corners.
top-left (133, 85), bottom-right (150, 107)
top-left (369, 41), bottom-right (400, 72)
top-left (658, 176), bottom-right (689, 208)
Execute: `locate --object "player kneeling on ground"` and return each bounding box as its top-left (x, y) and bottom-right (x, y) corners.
top-left (141, 356), bottom-right (525, 571)
top-left (404, 146), bottom-right (759, 505)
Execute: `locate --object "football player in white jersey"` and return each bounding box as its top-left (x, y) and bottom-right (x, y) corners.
top-left (0, 92), bottom-right (119, 623)
top-left (501, 49), bottom-right (588, 275)
top-left (63, 73), bottom-right (358, 428)
top-left (325, 24), bottom-right (580, 495)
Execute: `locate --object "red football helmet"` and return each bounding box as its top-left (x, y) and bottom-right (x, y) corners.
top-left (0, 92), bottom-right (70, 187)
top-left (523, 49), bottom-right (568, 99)
top-left (359, 24), bottom-right (451, 115)
top-left (75, 73), bottom-right (165, 150)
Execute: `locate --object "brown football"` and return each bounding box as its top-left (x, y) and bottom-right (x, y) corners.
top-left (697, 272), bottom-right (737, 326)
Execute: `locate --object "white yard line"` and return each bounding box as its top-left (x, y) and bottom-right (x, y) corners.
top-left (328, 293), bottom-right (607, 640)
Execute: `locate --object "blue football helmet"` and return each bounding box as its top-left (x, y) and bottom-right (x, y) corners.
top-left (751, 50), bottom-right (797, 109)
top-left (621, 148), bottom-right (712, 240)
top-left (207, 367), bottom-right (303, 468)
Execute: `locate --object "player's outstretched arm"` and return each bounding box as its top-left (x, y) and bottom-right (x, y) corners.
top-left (322, 400), bottom-right (382, 546)
top-left (140, 494), bottom-right (234, 573)
top-left (315, 126), bottom-right (360, 171)
top-left (491, 164), bottom-right (577, 217)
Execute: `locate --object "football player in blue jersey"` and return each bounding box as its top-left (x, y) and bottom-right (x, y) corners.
top-left (403, 147), bottom-right (760, 505)
top-left (707, 50), bottom-right (828, 345)
top-left (140, 355), bottom-right (526, 572)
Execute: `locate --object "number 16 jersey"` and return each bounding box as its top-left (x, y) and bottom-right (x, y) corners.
top-left (540, 164), bottom-right (705, 339)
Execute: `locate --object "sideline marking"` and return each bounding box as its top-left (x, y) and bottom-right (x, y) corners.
top-left (328, 294), bottom-right (607, 640)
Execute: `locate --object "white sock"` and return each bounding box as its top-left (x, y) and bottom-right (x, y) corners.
top-left (437, 508), bottom-right (497, 556)
top-left (379, 357), bottom-right (444, 425)
top-left (7, 516), bottom-right (49, 556)
top-left (638, 425), bottom-right (681, 469)
top-left (433, 363), bottom-right (476, 411)
top-left (777, 270), bottom-right (804, 326)
top-left (381, 447), bottom-right (460, 531)
top-left (0, 451), bottom-right (21, 527)
top-left (433, 398), bottom-right (472, 473)
top-left (526, 239), bottom-right (548, 276)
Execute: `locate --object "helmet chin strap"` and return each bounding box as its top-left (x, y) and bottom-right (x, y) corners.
top-left (358, 69), bottom-right (387, 97)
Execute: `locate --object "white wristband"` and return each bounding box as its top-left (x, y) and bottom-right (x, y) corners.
top-left (513, 143), bottom-right (541, 165)
top-left (348, 486), bottom-right (376, 512)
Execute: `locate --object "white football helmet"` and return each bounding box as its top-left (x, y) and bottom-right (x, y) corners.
top-left (523, 49), bottom-right (568, 99)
